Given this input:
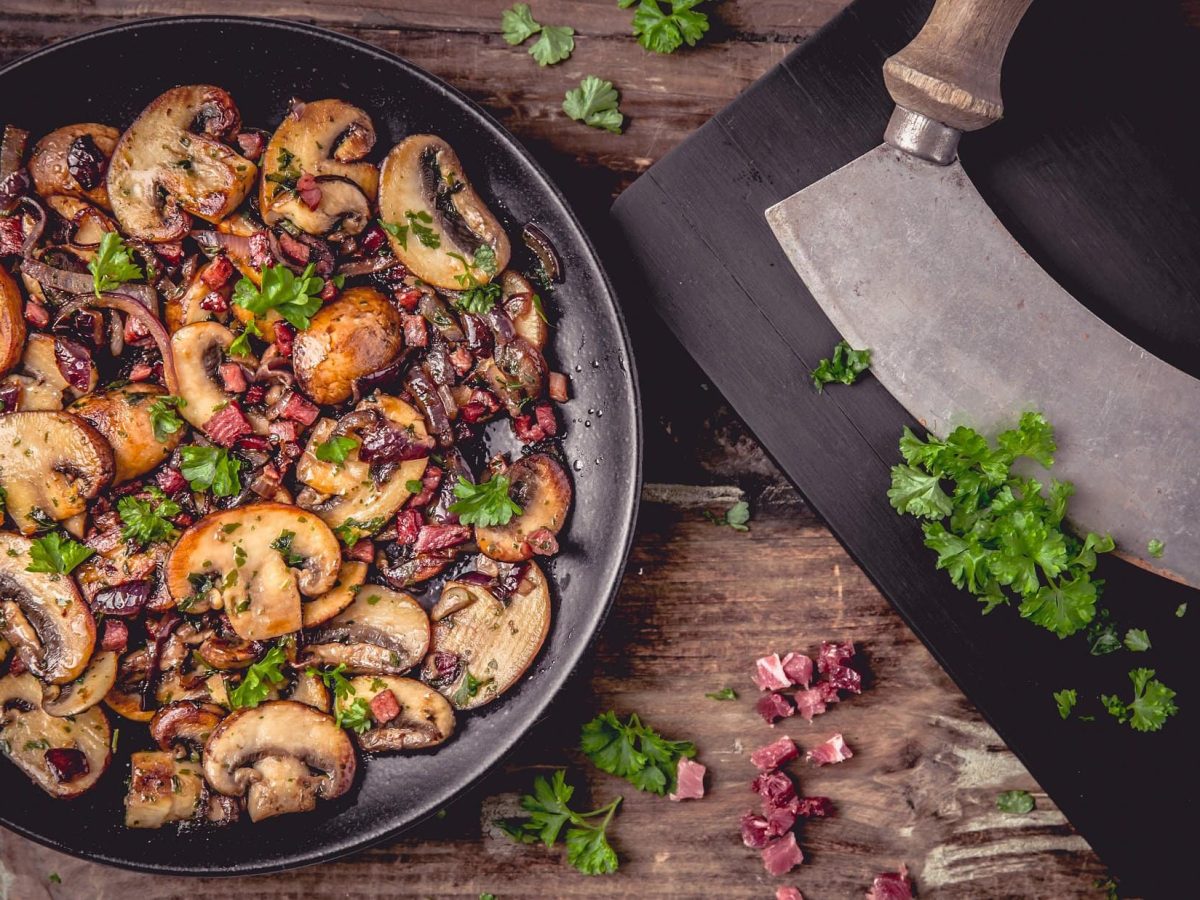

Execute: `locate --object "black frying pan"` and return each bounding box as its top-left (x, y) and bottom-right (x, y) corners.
top-left (0, 16), bottom-right (641, 875)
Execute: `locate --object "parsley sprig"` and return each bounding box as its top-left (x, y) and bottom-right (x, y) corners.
top-left (501, 5), bottom-right (575, 65)
top-left (308, 665), bottom-right (372, 733)
top-left (704, 500), bottom-right (749, 532)
top-left (88, 231), bottom-right (143, 297)
top-left (811, 340), bottom-right (872, 391)
top-left (315, 435), bottom-right (359, 466)
top-left (499, 770), bottom-right (621, 876)
top-left (996, 789), bottom-right (1035, 814)
top-left (620, 0), bottom-right (711, 55)
top-left (1101, 668), bottom-right (1178, 732)
top-left (148, 395), bottom-right (187, 443)
top-left (580, 711), bottom-right (695, 795)
top-left (229, 645), bottom-right (288, 709)
top-left (563, 77), bottom-right (624, 134)
top-left (232, 263), bottom-right (325, 331)
top-left (448, 475), bottom-right (522, 527)
top-left (446, 251), bottom-right (503, 313)
top-left (26, 532), bottom-right (94, 575)
top-left (179, 446), bottom-right (243, 498)
top-left (118, 489), bottom-right (181, 546)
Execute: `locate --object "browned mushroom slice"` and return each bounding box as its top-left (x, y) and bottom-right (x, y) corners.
top-left (0, 636), bottom-right (9, 667)
top-left (171, 321), bottom-right (256, 430)
top-left (260, 99), bottom-right (378, 236)
top-left (149, 701), bottom-right (225, 758)
top-left (378, 134), bottom-right (510, 290)
top-left (28, 123), bottom-right (120, 209)
top-left (40, 650), bottom-right (118, 716)
top-left (303, 560), bottom-right (367, 629)
top-left (4, 333), bottom-right (99, 413)
top-left (298, 586), bottom-right (430, 676)
top-left (124, 750), bottom-right (205, 828)
top-left (501, 270), bottom-right (547, 351)
top-left (196, 630), bottom-right (261, 670)
top-left (287, 668), bottom-right (331, 713)
top-left (165, 256), bottom-right (236, 334)
top-left (70, 384), bottom-right (185, 483)
top-left (202, 700), bottom-right (356, 822)
top-left (104, 647), bottom-right (155, 722)
top-left (107, 86), bottom-right (257, 242)
top-left (291, 288), bottom-right (406, 405)
top-left (335, 675), bottom-right (455, 752)
top-left (0, 532), bottom-right (97, 684)
top-left (45, 195), bottom-right (118, 254)
top-left (478, 337), bottom-right (548, 418)
top-left (165, 503), bottom-right (341, 641)
top-left (474, 454), bottom-right (572, 562)
top-left (421, 561), bottom-right (551, 710)
top-left (0, 672), bottom-right (112, 798)
top-left (0, 267), bottom-right (25, 377)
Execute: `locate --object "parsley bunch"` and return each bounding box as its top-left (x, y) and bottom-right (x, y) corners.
top-left (563, 77), bottom-right (624, 134)
top-left (448, 475), bottom-right (522, 527)
top-left (810, 340), bottom-right (872, 391)
top-left (619, 0), bottom-right (711, 55)
top-left (88, 232), bottom-right (143, 297)
top-left (118, 489), bottom-right (181, 546)
top-left (500, 770), bottom-right (621, 876)
top-left (501, 5), bottom-right (575, 66)
top-left (232, 263), bottom-right (325, 331)
top-left (1101, 668), bottom-right (1178, 732)
top-left (26, 532), bottom-right (94, 575)
top-left (580, 711), bottom-right (695, 795)
top-left (229, 646), bottom-right (288, 709)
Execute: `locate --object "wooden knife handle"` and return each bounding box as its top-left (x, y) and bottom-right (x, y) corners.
top-left (883, 0), bottom-right (1034, 132)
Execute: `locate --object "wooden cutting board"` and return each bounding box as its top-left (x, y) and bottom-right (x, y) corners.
top-left (612, 0), bottom-right (1199, 894)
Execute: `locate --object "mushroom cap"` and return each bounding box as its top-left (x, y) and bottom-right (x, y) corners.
top-left (70, 384), bottom-right (184, 483)
top-left (337, 675), bottom-right (455, 753)
top-left (299, 585), bottom-right (430, 676)
top-left (165, 502), bottom-right (341, 641)
top-left (0, 267), bottom-right (26, 377)
top-left (0, 411), bottom-right (114, 535)
top-left (28, 123), bottom-right (120, 210)
top-left (148, 700), bottom-right (225, 755)
top-left (41, 650), bottom-right (118, 716)
top-left (475, 454), bottom-right (572, 562)
top-left (170, 321), bottom-right (255, 430)
top-left (0, 531), bottom-right (97, 683)
top-left (291, 288), bottom-right (406, 406)
top-left (202, 700), bottom-right (356, 802)
top-left (107, 85), bottom-right (256, 242)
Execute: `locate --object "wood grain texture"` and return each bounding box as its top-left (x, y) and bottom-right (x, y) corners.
top-left (0, 0), bottom-right (1146, 896)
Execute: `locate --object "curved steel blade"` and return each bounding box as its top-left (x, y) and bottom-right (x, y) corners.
top-left (767, 146), bottom-right (1200, 586)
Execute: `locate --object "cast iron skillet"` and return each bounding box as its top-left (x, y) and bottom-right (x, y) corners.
top-left (0, 16), bottom-right (641, 875)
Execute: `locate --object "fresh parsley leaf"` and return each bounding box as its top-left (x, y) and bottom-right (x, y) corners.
top-left (445, 252), bottom-right (503, 313)
top-left (705, 687), bottom-right (737, 700)
top-left (232, 263), bottom-right (325, 331)
top-left (48, 873), bottom-right (62, 884)
top-left (499, 770), bottom-right (622, 876)
top-left (26, 532), bottom-right (94, 575)
top-left (88, 231), bottom-right (143, 297)
top-left (406, 209), bottom-right (440, 249)
top-left (1177, 602), bottom-right (1188, 618)
top-left (405, 479), bottom-right (424, 493)
top-left (502, 3), bottom-right (541, 44)
top-left (474, 245), bottom-right (498, 277)
top-left (1102, 668), bottom-right (1178, 732)
top-left (1053, 688), bottom-right (1077, 720)
top-left (332, 515), bottom-right (386, 548)
top-left (270, 530), bottom-right (306, 567)
top-left (229, 645), bottom-right (287, 709)
top-left (118, 492), bottom-right (181, 546)
top-left (339, 696), bottom-right (373, 734)
top-left (811, 340), bottom-right (872, 391)
top-left (530, 24), bottom-right (575, 66)
top-left (704, 500), bottom-right (750, 532)
top-left (1123, 628), bottom-right (1151, 652)
top-left (1147, 538), bottom-right (1164, 558)
top-left (563, 76), bottom-right (624, 134)
top-left (1086, 609), bottom-right (1121, 656)
top-left (148, 395), bottom-right (187, 443)
top-left (228, 318), bottom-right (262, 358)
top-left (315, 435), bottom-right (359, 466)
top-left (448, 475), bottom-right (522, 527)
top-left (580, 711), bottom-right (696, 795)
top-left (623, 0), bottom-right (711, 55)
top-left (995, 789), bottom-right (1035, 814)
top-left (379, 218), bottom-right (408, 248)
top-left (179, 445), bottom-right (243, 498)
top-left (453, 669), bottom-right (493, 707)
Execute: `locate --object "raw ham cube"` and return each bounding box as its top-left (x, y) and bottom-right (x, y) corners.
top-left (752, 770), bottom-right (797, 809)
top-left (796, 796), bottom-right (835, 818)
top-left (740, 813), bottom-right (771, 849)
top-left (776, 888), bottom-right (805, 900)
top-left (792, 688), bottom-right (829, 723)
top-left (756, 692), bottom-right (795, 725)
top-left (761, 832), bottom-right (804, 876)
top-left (817, 640), bottom-right (855, 673)
top-left (753, 653), bottom-right (791, 691)
top-left (806, 733), bottom-right (853, 767)
top-left (817, 680), bottom-right (842, 704)
top-left (866, 864), bottom-right (914, 900)
top-left (668, 757), bottom-right (706, 801)
top-left (781, 652), bottom-right (813, 688)
top-left (766, 806), bottom-right (797, 837)
top-left (750, 736), bottom-right (799, 771)
top-left (823, 663), bottom-right (863, 695)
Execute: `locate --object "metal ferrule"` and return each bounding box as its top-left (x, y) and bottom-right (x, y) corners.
top-left (884, 106), bottom-right (961, 165)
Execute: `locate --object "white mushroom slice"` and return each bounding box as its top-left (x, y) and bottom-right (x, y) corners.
top-left (202, 700), bottom-right (356, 822)
top-left (107, 85), bottom-right (257, 242)
top-left (260, 99), bottom-right (378, 236)
top-left (165, 503), bottom-right (341, 641)
top-left (475, 454), bottom-right (572, 562)
top-left (501, 270), bottom-right (547, 351)
top-left (287, 668), bottom-right (331, 713)
top-left (165, 257), bottom-right (234, 334)
top-left (296, 394), bottom-right (429, 534)
top-left (124, 750), bottom-right (205, 828)
top-left (0, 267), bottom-right (25, 377)
top-left (335, 675), bottom-right (455, 753)
top-left (0, 672), bottom-right (111, 798)
top-left (422, 561), bottom-right (551, 710)
top-left (13, 333), bottom-right (98, 408)
top-left (46, 195), bottom-right (117, 255)
top-left (41, 650), bottom-right (118, 716)
top-left (0, 532), bottom-right (97, 683)
top-left (0, 411), bottom-right (114, 534)
top-left (303, 560), bottom-right (367, 629)
top-left (28, 123), bottom-right (120, 210)
top-left (70, 383), bottom-right (184, 483)
top-left (149, 701), bottom-right (225, 757)
top-left (298, 586), bottom-right (429, 675)
top-left (104, 647), bottom-right (155, 722)
top-left (378, 134), bottom-right (510, 290)
top-left (171, 321), bottom-right (255, 430)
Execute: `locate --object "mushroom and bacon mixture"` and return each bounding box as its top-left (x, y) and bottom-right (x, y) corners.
top-left (0, 86), bottom-right (574, 828)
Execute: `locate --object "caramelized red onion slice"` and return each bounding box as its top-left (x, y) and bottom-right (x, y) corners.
top-left (91, 580), bottom-right (152, 618)
top-left (22, 256), bottom-right (158, 311)
top-left (406, 366), bottom-right (453, 446)
top-left (522, 222), bottom-right (562, 283)
top-left (141, 611), bottom-right (181, 712)
top-left (337, 256), bottom-right (402, 277)
top-left (58, 292), bottom-right (180, 395)
top-left (16, 196), bottom-right (46, 257)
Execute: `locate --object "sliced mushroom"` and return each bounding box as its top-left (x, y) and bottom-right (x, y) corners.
top-left (149, 701), bottom-right (225, 758)
top-left (501, 270), bottom-right (547, 351)
top-left (303, 560), bottom-right (367, 629)
top-left (335, 675), bottom-right (454, 753)
top-left (0, 411), bottom-right (114, 534)
top-left (0, 671), bottom-right (111, 798)
top-left (378, 134), bottom-right (510, 290)
top-left (170, 321), bottom-right (255, 430)
top-left (28, 123), bottom-right (120, 210)
top-left (124, 750), bottom-right (205, 828)
top-left (298, 585), bottom-right (429, 676)
top-left (46, 195), bottom-right (117, 253)
top-left (0, 532), bottom-right (97, 683)
top-left (107, 86), bottom-right (257, 242)
top-left (165, 257), bottom-right (234, 333)
top-left (296, 393), bottom-right (429, 534)
top-left (260, 99), bottom-right (378, 236)
top-left (104, 647), bottom-right (155, 722)
top-left (474, 454), bottom-right (572, 562)
top-left (196, 630), bottom-right (260, 670)
top-left (165, 503), bottom-right (341, 641)
top-left (0, 267), bottom-right (25, 377)
top-left (76, 541), bottom-right (169, 613)
top-left (202, 700), bottom-right (356, 822)
top-left (41, 650), bottom-right (118, 716)
top-left (478, 337), bottom-right (547, 418)
top-left (70, 383), bottom-right (184, 483)
top-left (5, 333), bottom-right (99, 413)
top-left (291, 287), bottom-right (405, 405)
top-left (287, 668), bottom-right (331, 713)
top-left (422, 561), bottom-right (551, 710)
top-left (0, 636), bottom-right (9, 667)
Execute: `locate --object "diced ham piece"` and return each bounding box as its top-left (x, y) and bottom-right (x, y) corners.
top-left (806, 734), bottom-right (853, 767)
top-left (668, 757), bottom-right (706, 801)
top-left (534, 403), bottom-right (557, 438)
top-left (459, 401), bottom-right (488, 424)
top-left (268, 418), bottom-right (298, 443)
top-left (23, 300), bottom-right (50, 328)
top-left (128, 362), bottom-right (154, 382)
top-left (278, 391), bottom-right (319, 425)
top-left (756, 692), bottom-right (794, 725)
top-left (792, 688), bottom-right (828, 723)
top-left (236, 435), bottom-right (271, 453)
top-left (413, 524), bottom-right (471, 554)
top-left (393, 287), bottom-right (422, 311)
top-left (776, 888), bottom-right (805, 900)
top-left (548, 371), bottom-right (570, 403)
top-left (512, 413), bottom-right (545, 444)
top-left (200, 255), bottom-right (234, 289)
top-left (761, 832), bottom-right (804, 876)
top-left (823, 663), bottom-right (862, 695)
top-left (781, 652), bottom-right (814, 688)
top-left (766, 806), bottom-right (797, 837)
top-left (360, 223), bottom-right (386, 254)
top-left (236, 131), bottom-right (265, 160)
top-left (219, 362), bottom-right (248, 394)
top-left (865, 865), bottom-right (914, 900)
top-left (527, 527), bottom-right (559, 557)
top-left (795, 796), bottom-right (835, 818)
top-left (369, 689), bottom-right (401, 724)
top-left (346, 538), bottom-right (374, 562)
top-left (740, 813), bottom-right (772, 849)
top-left (753, 653), bottom-right (791, 691)
top-left (155, 466), bottom-right (188, 495)
top-left (204, 402), bottom-right (253, 447)
top-left (750, 736), bottom-right (799, 771)
top-left (278, 231), bottom-right (310, 264)
top-left (295, 172), bottom-right (322, 211)
top-left (248, 231), bottom-right (273, 268)
top-left (0, 216), bottom-right (23, 256)
top-left (200, 291), bottom-right (229, 314)
top-left (274, 321), bottom-right (297, 356)
top-left (449, 346), bottom-right (473, 376)
top-left (402, 314), bottom-right (428, 348)
top-left (155, 242), bottom-right (185, 266)
top-left (100, 619), bottom-right (129, 652)
top-left (394, 509), bottom-right (423, 545)
top-left (817, 640), bottom-right (855, 673)
top-left (752, 770), bottom-right (797, 810)
top-left (244, 384), bottom-right (267, 406)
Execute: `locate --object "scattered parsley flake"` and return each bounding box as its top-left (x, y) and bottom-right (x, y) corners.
top-left (995, 789), bottom-right (1035, 814)
top-left (811, 340), bottom-right (872, 391)
top-left (315, 434), bottom-right (359, 466)
top-left (530, 25), bottom-right (575, 66)
top-left (1176, 602), bottom-right (1188, 618)
top-left (332, 515), bottom-right (386, 548)
top-left (1053, 688), bottom-right (1077, 720)
top-left (148, 395), bottom-right (186, 443)
top-left (1101, 668), bottom-right (1178, 732)
top-left (448, 475), bottom-right (522, 527)
top-left (705, 687), bottom-right (737, 701)
top-left (229, 646), bottom-right (288, 709)
top-left (1147, 538), bottom-right (1164, 558)
top-left (1123, 628), bottom-right (1151, 653)
top-left (502, 4), bottom-right (541, 45)
top-left (228, 318), bottom-right (263, 358)
top-left (580, 710), bottom-right (696, 795)
top-left (705, 500), bottom-right (750, 532)
top-left (563, 77), bottom-right (624, 134)
top-left (118, 491), bottom-right (181, 546)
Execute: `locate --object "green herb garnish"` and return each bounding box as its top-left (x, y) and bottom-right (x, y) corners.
top-left (148, 395), bottom-right (187, 443)
top-left (315, 435), bottom-right (359, 466)
top-left (232, 263), bottom-right (324, 331)
top-left (705, 687), bottom-right (737, 701)
top-left (228, 319), bottom-right (263, 358)
top-left (580, 711), bottom-right (696, 795)
top-left (1101, 668), bottom-right (1178, 732)
top-left (1147, 538), bottom-right (1164, 558)
top-left (563, 76), bottom-right (624, 134)
top-left (704, 500), bottom-right (749, 532)
top-left (996, 789), bottom-right (1035, 815)
top-left (229, 646), bottom-right (288, 709)
top-left (1123, 628), bottom-right (1151, 653)
top-left (179, 446), bottom-right (243, 498)
top-left (499, 770), bottom-right (622, 876)
top-left (1053, 688), bottom-right (1077, 720)
top-left (620, 0), bottom-right (710, 55)
top-left (118, 490), bottom-right (181, 546)
top-left (88, 231), bottom-right (143, 297)
top-left (27, 532), bottom-right (94, 575)
top-left (332, 515), bottom-right (386, 548)
top-left (448, 475), bottom-right (522, 527)
top-left (810, 340), bottom-right (872, 391)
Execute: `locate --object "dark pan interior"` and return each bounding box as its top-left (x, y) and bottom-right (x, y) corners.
top-left (0, 16), bottom-right (641, 875)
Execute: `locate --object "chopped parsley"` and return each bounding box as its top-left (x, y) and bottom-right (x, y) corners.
top-left (1101, 668), bottom-right (1178, 732)
top-left (87, 231), bottom-right (143, 297)
top-left (118, 490), bottom-right (181, 546)
top-left (1147, 538), bottom-right (1164, 558)
top-left (448, 475), bottom-right (522, 527)
top-left (563, 76), bottom-right (624, 134)
top-left (705, 687), bottom-right (737, 701)
top-left (704, 500), bottom-right (749, 532)
top-left (620, 0), bottom-right (711, 55)
top-left (179, 446), bottom-right (243, 497)
top-left (27, 532), bottom-right (94, 575)
top-left (810, 340), bottom-right (872, 391)
top-left (228, 645), bottom-right (288, 709)
top-left (270, 530), bottom-right (306, 567)
top-left (499, 769), bottom-right (622, 876)
top-left (308, 664), bottom-right (372, 732)
top-left (232, 263), bottom-right (325, 331)
top-left (446, 251), bottom-right (503, 313)
top-left (228, 318), bottom-right (263, 358)
top-left (1123, 628), bottom-right (1151, 653)
top-left (1053, 688), bottom-right (1077, 720)
top-left (580, 710), bottom-right (696, 795)
top-left (148, 395), bottom-right (187, 443)
top-left (381, 210), bottom-right (441, 251)
top-left (332, 515), bottom-right (386, 548)
top-left (315, 434), bottom-right (359, 466)
top-left (995, 789), bottom-right (1035, 814)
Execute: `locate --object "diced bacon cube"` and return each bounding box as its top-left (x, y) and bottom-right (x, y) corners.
top-left (279, 391), bottom-right (319, 425)
top-left (781, 652), bottom-right (813, 688)
top-left (155, 242), bottom-right (185, 266)
top-left (346, 538), bottom-right (374, 562)
top-left (756, 692), bottom-right (794, 725)
top-left (219, 362), bottom-right (248, 393)
top-left (668, 757), bottom-right (706, 801)
top-left (248, 231), bottom-right (273, 268)
top-left (236, 435), bottom-right (271, 453)
top-left (449, 346), bottom-right (473, 376)
top-left (823, 663), bottom-right (862, 695)
top-left (274, 321), bottom-right (297, 357)
top-left (750, 736), bottom-right (799, 772)
top-left (806, 733), bottom-right (853, 767)
top-left (548, 371), bottom-right (569, 403)
top-left (512, 413), bottom-right (545, 444)
top-left (100, 619), bottom-right (129, 652)
top-left (792, 688), bottom-right (828, 723)
top-left (766, 806), bottom-right (797, 837)
top-left (534, 403), bottom-right (558, 437)
top-left (752, 770), bottom-right (797, 810)
top-left (244, 384), bottom-right (267, 406)
top-left (200, 291), bottom-right (229, 314)
top-left (394, 287), bottom-right (422, 311)
top-left (200, 255), bottom-right (234, 289)
top-left (472, 388), bottom-right (501, 413)
top-left (866, 864), bottom-right (914, 900)
top-left (753, 653), bottom-right (791, 691)
top-left (527, 527), bottom-right (559, 557)
top-left (23, 301), bottom-right (50, 328)
top-left (359, 223), bottom-right (386, 254)
top-left (8, 654), bottom-right (27, 675)
top-left (413, 524), bottom-right (471, 554)
top-left (776, 888), bottom-right (805, 900)
top-left (0, 216), bottom-right (24, 256)
top-left (268, 418), bottom-right (298, 443)
top-left (236, 131), bottom-right (265, 160)
top-left (155, 466), bottom-right (188, 495)
top-left (203, 402), bottom-right (253, 447)
top-left (817, 640), bottom-right (855, 673)
top-left (740, 813), bottom-right (771, 849)
top-left (795, 796), bottom-right (835, 818)
top-left (459, 401), bottom-right (487, 424)
top-left (394, 509), bottom-right (423, 545)
top-left (406, 466), bottom-right (442, 509)
top-left (369, 689), bottom-right (401, 724)
top-left (402, 314), bottom-right (428, 348)
top-left (295, 172), bottom-right (322, 211)
top-left (761, 832), bottom-right (804, 876)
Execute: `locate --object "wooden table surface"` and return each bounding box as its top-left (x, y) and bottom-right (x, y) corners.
top-left (0, 2), bottom-right (1124, 897)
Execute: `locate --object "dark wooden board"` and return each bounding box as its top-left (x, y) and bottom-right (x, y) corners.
top-left (612, 0), bottom-right (1198, 894)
